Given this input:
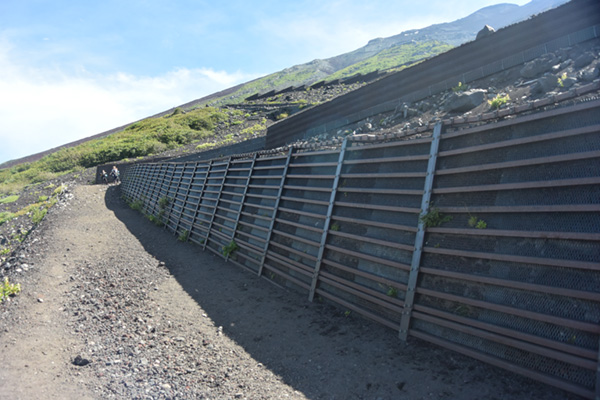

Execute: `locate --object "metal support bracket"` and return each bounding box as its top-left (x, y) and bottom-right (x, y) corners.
top-left (204, 158), bottom-right (231, 251)
top-left (309, 137), bottom-right (348, 302)
top-left (258, 148), bottom-right (293, 277)
top-left (399, 122), bottom-right (443, 342)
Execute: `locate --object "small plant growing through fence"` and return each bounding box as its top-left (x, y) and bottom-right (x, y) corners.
top-left (158, 196), bottom-right (171, 209)
top-left (488, 93), bottom-right (510, 109)
top-left (468, 216), bottom-right (487, 229)
top-left (148, 214), bottom-right (164, 227)
top-left (420, 208), bottom-right (452, 228)
top-left (221, 240), bottom-right (239, 258)
top-left (330, 222), bottom-right (340, 232)
top-left (387, 287), bottom-right (398, 298)
top-left (178, 229), bottom-right (189, 242)
top-left (130, 199), bottom-right (144, 212)
top-left (0, 277), bottom-right (21, 303)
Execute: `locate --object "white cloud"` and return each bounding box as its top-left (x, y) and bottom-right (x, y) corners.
top-left (0, 40), bottom-right (257, 164)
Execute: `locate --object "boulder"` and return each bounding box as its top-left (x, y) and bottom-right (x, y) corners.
top-left (476, 25), bottom-right (495, 40)
top-left (520, 54), bottom-right (557, 79)
top-left (531, 73), bottom-right (559, 94)
top-left (561, 77), bottom-right (577, 89)
top-left (444, 89), bottom-right (487, 112)
top-left (578, 63), bottom-right (600, 82)
top-left (573, 52), bottom-right (596, 69)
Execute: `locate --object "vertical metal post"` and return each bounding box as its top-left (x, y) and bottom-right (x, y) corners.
top-left (150, 164), bottom-right (163, 216)
top-left (308, 137), bottom-right (348, 302)
top-left (399, 122), bottom-right (443, 342)
top-left (258, 148), bottom-right (294, 277)
top-left (228, 154), bottom-right (257, 261)
top-left (174, 162), bottom-right (197, 239)
top-left (163, 164), bottom-right (177, 230)
top-left (189, 161), bottom-right (211, 242)
top-left (156, 164), bottom-right (170, 226)
top-left (203, 158), bottom-right (231, 251)
top-left (172, 164), bottom-right (186, 233)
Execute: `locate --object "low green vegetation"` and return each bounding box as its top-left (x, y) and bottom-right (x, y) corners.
top-left (0, 212), bottom-right (15, 225)
top-left (488, 93), bottom-right (510, 109)
top-left (0, 190), bottom-right (60, 227)
top-left (221, 240), bottom-right (239, 258)
top-left (147, 214), bottom-right (164, 227)
top-left (30, 207), bottom-right (47, 224)
top-left (241, 122), bottom-right (266, 136)
top-left (452, 81), bottom-right (468, 92)
top-left (0, 277), bottom-right (21, 303)
top-left (420, 207), bottom-right (453, 228)
top-left (129, 199), bottom-right (144, 212)
top-left (557, 72), bottom-right (567, 87)
top-left (468, 216), bottom-right (487, 229)
top-left (178, 229), bottom-right (190, 242)
top-left (0, 107), bottom-right (228, 196)
top-left (0, 195), bottom-right (19, 204)
top-left (326, 40), bottom-right (453, 81)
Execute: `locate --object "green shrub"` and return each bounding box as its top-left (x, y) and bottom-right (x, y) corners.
top-left (158, 196), bottom-right (171, 209)
top-left (468, 215), bottom-right (487, 229)
top-left (196, 143), bottom-right (217, 151)
top-left (178, 230), bottom-right (189, 242)
top-left (147, 214), bottom-right (164, 227)
top-left (452, 81), bottom-right (467, 92)
top-left (221, 240), bottom-right (239, 258)
top-left (130, 200), bottom-right (144, 212)
top-left (557, 72), bottom-right (567, 87)
top-left (488, 94), bottom-right (510, 109)
top-left (420, 208), bottom-right (452, 228)
top-left (0, 212), bottom-right (15, 225)
top-left (38, 195), bottom-right (48, 202)
top-left (0, 277), bottom-right (21, 303)
top-left (30, 207), bottom-right (47, 224)
top-left (241, 123), bottom-right (266, 136)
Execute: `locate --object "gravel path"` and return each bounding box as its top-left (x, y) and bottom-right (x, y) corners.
top-left (0, 183), bottom-right (582, 399)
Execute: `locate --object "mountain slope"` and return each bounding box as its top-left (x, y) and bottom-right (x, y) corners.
top-left (214, 0), bottom-right (569, 104)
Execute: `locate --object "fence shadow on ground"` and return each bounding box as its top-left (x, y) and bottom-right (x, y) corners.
top-left (103, 184), bottom-right (576, 400)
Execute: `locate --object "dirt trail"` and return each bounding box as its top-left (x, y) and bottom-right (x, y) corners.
top-left (0, 184), bottom-right (581, 399)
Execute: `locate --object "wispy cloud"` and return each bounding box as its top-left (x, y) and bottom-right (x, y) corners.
top-left (0, 39), bottom-right (257, 164)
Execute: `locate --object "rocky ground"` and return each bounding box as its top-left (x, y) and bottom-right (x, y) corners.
top-left (0, 182), bottom-right (584, 399)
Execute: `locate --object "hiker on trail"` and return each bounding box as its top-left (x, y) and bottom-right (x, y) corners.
top-left (101, 170), bottom-right (109, 184)
top-left (111, 166), bottom-right (120, 184)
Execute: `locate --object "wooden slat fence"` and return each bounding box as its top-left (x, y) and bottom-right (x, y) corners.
top-left (120, 99), bottom-right (600, 399)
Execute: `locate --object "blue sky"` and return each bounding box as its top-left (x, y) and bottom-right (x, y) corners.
top-left (0, 0), bottom-right (530, 165)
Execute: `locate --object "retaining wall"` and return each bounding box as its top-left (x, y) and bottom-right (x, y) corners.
top-left (120, 99), bottom-right (600, 399)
